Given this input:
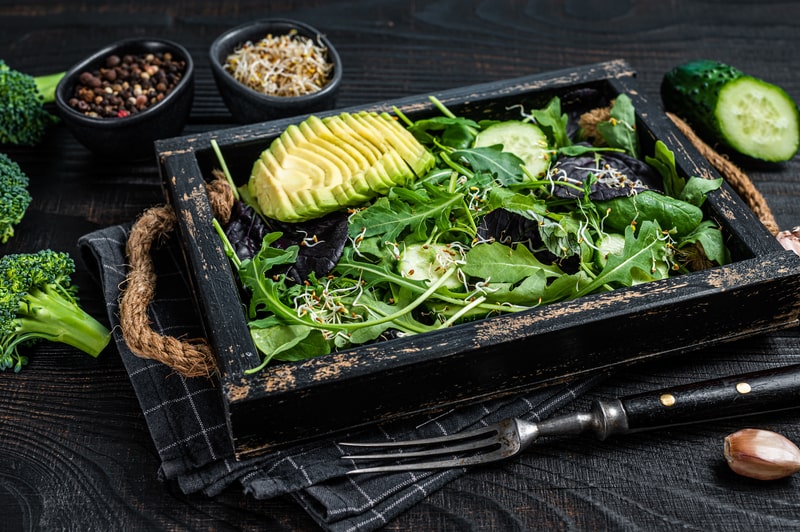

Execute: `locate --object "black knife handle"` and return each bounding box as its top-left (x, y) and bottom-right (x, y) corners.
top-left (610, 364), bottom-right (800, 434)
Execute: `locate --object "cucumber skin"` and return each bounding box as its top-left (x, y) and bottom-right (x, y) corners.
top-left (661, 59), bottom-right (799, 162)
top-left (661, 60), bottom-right (742, 150)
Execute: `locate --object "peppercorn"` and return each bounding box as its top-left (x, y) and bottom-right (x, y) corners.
top-left (68, 51), bottom-right (186, 119)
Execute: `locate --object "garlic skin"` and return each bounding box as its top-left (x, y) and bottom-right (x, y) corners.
top-left (776, 226), bottom-right (800, 256)
top-left (724, 428), bottom-right (800, 481)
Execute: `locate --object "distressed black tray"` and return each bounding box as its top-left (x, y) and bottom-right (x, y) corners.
top-left (156, 59), bottom-right (800, 459)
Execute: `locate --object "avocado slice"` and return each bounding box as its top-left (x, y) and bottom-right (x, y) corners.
top-left (353, 111), bottom-right (435, 176)
top-left (301, 116), bottom-right (372, 174)
top-left (249, 158), bottom-right (299, 222)
top-left (248, 111), bottom-right (435, 222)
top-left (368, 150), bottom-right (413, 190)
top-left (265, 137), bottom-right (330, 189)
top-left (276, 125), bottom-right (345, 188)
top-left (321, 114), bottom-right (383, 164)
top-left (296, 128), bottom-right (360, 188)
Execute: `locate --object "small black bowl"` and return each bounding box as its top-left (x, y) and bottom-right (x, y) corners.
top-left (209, 19), bottom-right (342, 124)
top-left (55, 38), bottom-right (194, 161)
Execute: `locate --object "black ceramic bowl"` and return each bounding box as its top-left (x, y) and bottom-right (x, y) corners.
top-left (55, 38), bottom-right (194, 160)
top-left (209, 19), bottom-right (342, 124)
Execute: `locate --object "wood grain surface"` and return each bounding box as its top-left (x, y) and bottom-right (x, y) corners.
top-left (2, 1), bottom-right (800, 530)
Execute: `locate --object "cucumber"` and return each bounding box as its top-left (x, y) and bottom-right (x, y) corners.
top-left (473, 120), bottom-right (550, 177)
top-left (397, 242), bottom-right (463, 290)
top-left (594, 232), bottom-right (625, 268)
top-left (661, 60), bottom-right (799, 162)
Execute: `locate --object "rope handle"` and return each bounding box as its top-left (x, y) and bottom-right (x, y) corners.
top-left (118, 116), bottom-right (783, 379)
top-left (119, 175), bottom-right (234, 378)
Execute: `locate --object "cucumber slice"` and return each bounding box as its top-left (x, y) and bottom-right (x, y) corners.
top-left (397, 242), bottom-right (463, 290)
top-left (473, 121), bottom-right (550, 177)
top-left (716, 76), bottom-right (799, 162)
top-left (594, 232), bottom-right (625, 268)
top-left (661, 60), bottom-right (800, 162)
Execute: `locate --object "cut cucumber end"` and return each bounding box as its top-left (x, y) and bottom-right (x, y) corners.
top-left (594, 232), bottom-right (626, 269)
top-left (473, 121), bottom-right (550, 177)
top-left (397, 242), bottom-right (463, 290)
top-left (716, 76), bottom-right (800, 162)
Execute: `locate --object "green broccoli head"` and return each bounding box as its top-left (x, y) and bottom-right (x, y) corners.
top-left (0, 60), bottom-right (64, 146)
top-left (0, 249), bottom-right (110, 372)
top-left (0, 152), bottom-right (32, 244)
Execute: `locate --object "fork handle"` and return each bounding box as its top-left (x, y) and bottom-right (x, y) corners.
top-left (596, 364), bottom-right (800, 438)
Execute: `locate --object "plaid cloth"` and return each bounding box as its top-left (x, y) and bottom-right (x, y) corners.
top-left (78, 223), bottom-right (604, 531)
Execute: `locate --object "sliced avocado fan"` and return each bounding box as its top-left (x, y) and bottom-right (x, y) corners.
top-left (248, 111), bottom-right (436, 222)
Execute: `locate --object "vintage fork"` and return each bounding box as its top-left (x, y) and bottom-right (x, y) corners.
top-left (340, 364), bottom-right (800, 473)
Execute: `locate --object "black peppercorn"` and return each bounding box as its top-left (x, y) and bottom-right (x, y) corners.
top-left (69, 51), bottom-right (186, 118)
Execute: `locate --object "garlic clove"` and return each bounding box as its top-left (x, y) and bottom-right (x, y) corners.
top-left (724, 428), bottom-right (800, 481)
top-left (776, 226), bottom-right (800, 256)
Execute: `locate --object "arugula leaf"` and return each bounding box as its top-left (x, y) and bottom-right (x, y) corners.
top-left (346, 289), bottom-right (436, 344)
top-left (252, 232), bottom-right (300, 271)
top-left (575, 220), bottom-right (671, 297)
top-left (646, 140), bottom-right (685, 198)
top-left (596, 94), bottom-right (640, 158)
top-left (530, 96), bottom-right (571, 149)
top-left (348, 186), bottom-right (471, 243)
top-left (238, 261), bottom-right (303, 324)
top-left (451, 146), bottom-right (528, 186)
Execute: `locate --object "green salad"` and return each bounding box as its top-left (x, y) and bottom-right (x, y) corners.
top-left (214, 93), bottom-right (730, 373)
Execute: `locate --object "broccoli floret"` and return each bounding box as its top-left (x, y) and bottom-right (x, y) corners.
top-left (0, 250), bottom-right (110, 372)
top-left (0, 152), bottom-right (32, 243)
top-left (0, 60), bottom-right (65, 146)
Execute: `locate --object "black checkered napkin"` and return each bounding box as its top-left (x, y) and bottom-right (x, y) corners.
top-left (78, 224), bottom-right (602, 532)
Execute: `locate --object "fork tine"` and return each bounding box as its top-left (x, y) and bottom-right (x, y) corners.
top-left (339, 422), bottom-right (501, 449)
top-left (341, 436), bottom-right (499, 461)
top-left (340, 419), bottom-right (526, 474)
top-left (345, 446), bottom-right (518, 474)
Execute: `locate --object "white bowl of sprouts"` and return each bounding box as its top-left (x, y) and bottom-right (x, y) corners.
top-left (210, 18), bottom-right (342, 124)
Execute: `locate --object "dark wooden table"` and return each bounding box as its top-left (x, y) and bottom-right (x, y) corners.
top-left (3, 1), bottom-right (800, 530)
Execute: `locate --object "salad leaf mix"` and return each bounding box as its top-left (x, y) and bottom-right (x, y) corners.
top-left (214, 93), bottom-right (730, 373)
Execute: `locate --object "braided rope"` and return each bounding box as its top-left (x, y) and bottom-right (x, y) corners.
top-left (119, 175), bottom-right (234, 378)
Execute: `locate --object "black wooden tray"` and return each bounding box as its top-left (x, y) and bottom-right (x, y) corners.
top-left (156, 59), bottom-right (800, 459)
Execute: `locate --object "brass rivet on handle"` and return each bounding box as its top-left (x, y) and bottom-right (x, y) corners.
top-left (660, 393), bottom-right (676, 407)
top-left (736, 382), bottom-right (752, 394)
